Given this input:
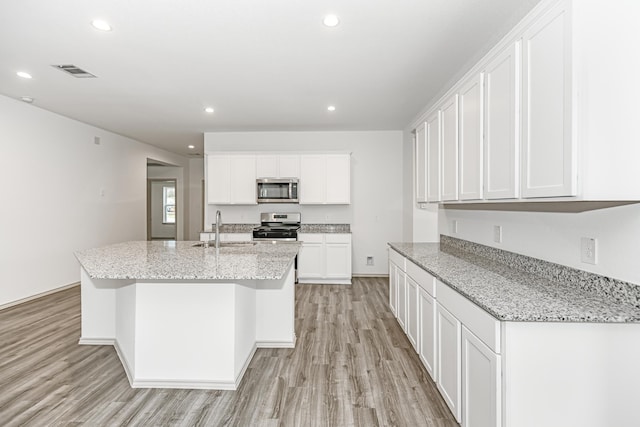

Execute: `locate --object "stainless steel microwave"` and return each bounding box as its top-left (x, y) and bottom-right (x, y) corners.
top-left (256, 178), bottom-right (299, 203)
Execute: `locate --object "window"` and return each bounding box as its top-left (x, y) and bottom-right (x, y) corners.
top-left (163, 185), bottom-right (176, 224)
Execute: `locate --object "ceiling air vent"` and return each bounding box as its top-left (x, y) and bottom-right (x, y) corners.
top-left (52, 64), bottom-right (97, 78)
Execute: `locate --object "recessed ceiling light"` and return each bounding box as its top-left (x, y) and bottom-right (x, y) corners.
top-left (20, 96), bottom-right (34, 103)
top-left (327, 105), bottom-right (336, 112)
top-left (323, 14), bottom-right (340, 27)
top-left (188, 145), bottom-right (195, 149)
top-left (16, 71), bottom-right (32, 79)
top-left (91, 20), bottom-right (112, 31)
top-left (204, 107), bottom-right (214, 114)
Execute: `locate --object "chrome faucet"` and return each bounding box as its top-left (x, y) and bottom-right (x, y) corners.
top-left (215, 210), bottom-right (222, 248)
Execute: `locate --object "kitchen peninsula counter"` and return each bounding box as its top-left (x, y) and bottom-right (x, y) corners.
top-left (75, 240), bottom-right (300, 391)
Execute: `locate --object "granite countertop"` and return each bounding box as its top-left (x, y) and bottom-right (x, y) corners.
top-left (75, 241), bottom-right (300, 281)
top-left (201, 224), bottom-right (351, 234)
top-left (388, 241), bottom-right (640, 323)
top-left (299, 224), bottom-right (351, 233)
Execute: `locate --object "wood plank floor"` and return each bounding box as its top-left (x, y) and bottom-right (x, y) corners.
top-left (0, 278), bottom-right (458, 426)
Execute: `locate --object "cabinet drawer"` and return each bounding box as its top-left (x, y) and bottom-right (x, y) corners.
top-left (436, 280), bottom-right (501, 353)
top-left (389, 249), bottom-right (406, 271)
top-left (406, 260), bottom-right (436, 297)
top-left (325, 233), bottom-right (351, 244)
top-left (298, 233), bottom-right (324, 244)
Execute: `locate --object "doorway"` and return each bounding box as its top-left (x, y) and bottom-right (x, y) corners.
top-left (147, 179), bottom-right (177, 240)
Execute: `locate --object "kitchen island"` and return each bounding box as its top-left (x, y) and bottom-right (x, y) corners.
top-left (75, 240), bottom-right (300, 390)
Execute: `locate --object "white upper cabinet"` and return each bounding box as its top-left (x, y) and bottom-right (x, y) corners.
top-left (278, 155), bottom-right (301, 178)
top-left (256, 154), bottom-right (300, 179)
top-left (207, 154), bottom-right (257, 205)
top-left (521, 2), bottom-right (575, 198)
top-left (440, 94), bottom-right (459, 201)
top-left (300, 154), bottom-right (350, 205)
top-left (426, 110), bottom-right (442, 202)
top-left (458, 73), bottom-right (484, 201)
top-left (483, 41), bottom-right (521, 200)
top-left (415, 123), bottom-right (428, 203)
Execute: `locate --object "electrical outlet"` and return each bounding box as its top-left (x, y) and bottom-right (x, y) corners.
top-left (452, 220), bottom-right (458, 234)
top-left (493, 225), bottom-right (502, 243)
top-left (366, 256), bottom-right (374, 266)
top-left (581, 237), bottom-right (597, 264)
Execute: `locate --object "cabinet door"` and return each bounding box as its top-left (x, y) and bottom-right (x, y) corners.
top-left (459, 73), bottom-right (484, 201)
top-left (521, 3), bottom-right (575, 198)
top-left (437, 302), bottom-right (462, 422)
top-left (396, 270), bottom-right (407, 332)
top-left (389, 262), bottom-right (398, 315)
top-left (415, 123), bottom-right (428, 203)
top-left (326, 154), bottom-right (351, 204)
top-left (278, 155), bottom-right (300, 178)
top-left (441, 94), bottom-right (459, 201)
top-left (206, 155), bottom-right (231, 204)
top-left (256, 155), bottom-right (278, 178)
top-left (298, 242), bottom-right (324, 278)
top-left (419, 287), bottom-right (437, 381)
top-left (462, 326), bottom-right (501, 427)
top-left (300, 155), bottom-right (326, 204)
top-left (325, 243), bottom-right (351, 279)
top-left (406, 276), bottom-right (419, 352)
top-left (426, 110), bottom-right (442, 202)
top-left (230, 156), bottom-right (257, 204)
top-left (484, 41), bottom-right (520, 200)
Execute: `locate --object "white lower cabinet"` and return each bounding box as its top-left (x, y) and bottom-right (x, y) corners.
top-left (298, 233), bottom-right (352, 284)
top-left (418, 286), bottom-right (437, 381)
top-left (436, 302), bottom-right (462, 423)
top-left (462, 326), bottom-right (501, 427)
top-left (389, 262), bottom-right (398, 316)
top-left (406, 276), bottom-right (419, 351)
top-left (390, 250), bottom-right (500, 426)
top-left (396, 270), bottom-right (407, 332)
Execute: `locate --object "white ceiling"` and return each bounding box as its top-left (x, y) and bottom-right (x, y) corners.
top-left (0, 0), bottom-right (541, 156)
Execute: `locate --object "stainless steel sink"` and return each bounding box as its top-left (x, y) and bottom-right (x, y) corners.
top-left (193, 242), bottom-right (258, 248)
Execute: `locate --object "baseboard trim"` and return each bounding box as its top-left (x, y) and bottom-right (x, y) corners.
top-left (1, 282), bottom-right (80, 311)
top-left (298, 279), bottom-right (352, 285)
top-left (256, 337), bottom-right (296, 348)
top-left (352, 274), bottom-right (389, 278)
top-left (78, 337), bottom-right (115, 346)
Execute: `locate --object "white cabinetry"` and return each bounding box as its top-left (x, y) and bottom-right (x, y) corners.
top-left (426, 111), bottom-right (442, 202)
top-left (462, 326), bottom-right (501, 427)
top-left (415, 123), bottom-right (428, 203)
top-left (441, 94), bottom-right (459, 201)
top-left (298, 233), bottom-right (352, 284)
top-left (406, 276), bottom-right (419, 351)
top-left (300, 154), bottom-right (350, 205)
top-left (256, 155), bottom-right (300, 178)
top-left (389, 262), bottom-right (398, 316)
top-left (436, 302), bottom-right (462, 422)
top-left (521, 2), bottom-right (575, 198)
top-left (459, 73), bottom-right (484, 200)
top-left (484, 42), bottom-right (520, 200)
top-left (206, 155), bottom-right (257, 205)
top-left (418, 286), bottom-right (437, 380)
top-left (298, 234), bottom-right (324, 279)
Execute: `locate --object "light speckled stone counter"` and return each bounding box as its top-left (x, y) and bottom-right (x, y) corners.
top-left (388, 240), bottom-right (640, 323)
top-left (75, 240), bottom-right (300, 281)
top-left (300, 224), bottom-right (350, 233)
top-left (201, 224), bottom-right (258, 233)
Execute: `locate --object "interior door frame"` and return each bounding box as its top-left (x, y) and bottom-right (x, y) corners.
top-left (147, 178), bottom-right (178, 240)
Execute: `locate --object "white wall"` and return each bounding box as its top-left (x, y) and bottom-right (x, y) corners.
top-left (188, 158), bottom-right (205, 240)
top-left (439, 204), bottom-right (640, 285)
top-left (204, 131), bottom-right (403, 275)
top-left (0, 94), bottom-right (191, 307)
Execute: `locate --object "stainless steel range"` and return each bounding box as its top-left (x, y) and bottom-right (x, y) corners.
top-left (252, 212), bottom-right (301, 241)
